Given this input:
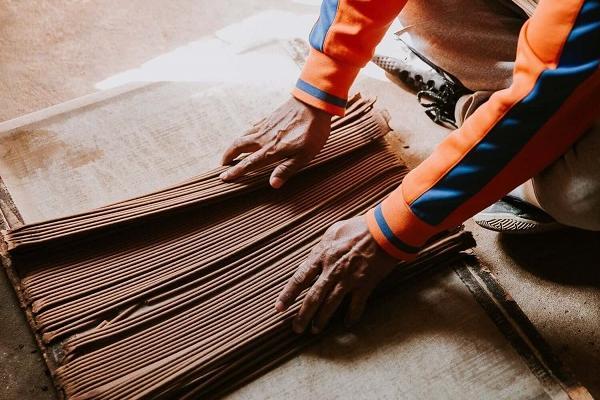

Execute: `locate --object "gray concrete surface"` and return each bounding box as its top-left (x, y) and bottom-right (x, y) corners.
top-left (0, 0), bottom-right (598, 398)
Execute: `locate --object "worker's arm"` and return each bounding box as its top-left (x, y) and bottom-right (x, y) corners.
top-left (366, 0), bottom-right (600, 259)
top-left (276, 0), bottom-right (600, 333)
top-left (292, 0), bottom-right (408, 115)
top-left (221, 0), bottom-right (407, 187)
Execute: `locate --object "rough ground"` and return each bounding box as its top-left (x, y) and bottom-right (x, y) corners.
top-left (0, 1), bottom-right (598, 398)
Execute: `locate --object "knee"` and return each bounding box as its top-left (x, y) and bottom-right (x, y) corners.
top-left (535, 178), bottom-right (600, 231)
top-left (534, 122), bottom-right (600, 231)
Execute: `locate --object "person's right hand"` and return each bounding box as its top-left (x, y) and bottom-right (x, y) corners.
top-left (220, 96), bottom-right (331, 189)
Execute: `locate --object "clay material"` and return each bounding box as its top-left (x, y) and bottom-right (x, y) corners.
top-left (2, 97), bottom-right (475, 399)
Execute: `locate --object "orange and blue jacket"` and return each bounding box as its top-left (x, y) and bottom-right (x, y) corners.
top-left (292, 0), bottom-right (600, 259)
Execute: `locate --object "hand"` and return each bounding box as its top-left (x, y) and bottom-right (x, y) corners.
top-left (220, 96), bottom-right (331, 188)
top-left (275, 216), bottom-right (397, 334)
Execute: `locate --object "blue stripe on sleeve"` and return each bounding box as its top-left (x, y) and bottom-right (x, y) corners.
top-left (309, 0), bottom-right (339, 52)
top-left (296, 79), bottom-right (347, 108)
top-left (374, 205), bottom-right (420, 254)
top-left (409, 0), bottom-right (600, 226)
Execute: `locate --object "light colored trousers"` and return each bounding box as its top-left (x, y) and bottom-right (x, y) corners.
top-left (398, 0), bottom-right (600, 230)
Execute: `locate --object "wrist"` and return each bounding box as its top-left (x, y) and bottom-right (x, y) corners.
top-left (292, 48), bottom-right (360, 117)
top-left (290, 96), bottom-right (332, 119)
top-left (363, 211), bottom-right (420, 261)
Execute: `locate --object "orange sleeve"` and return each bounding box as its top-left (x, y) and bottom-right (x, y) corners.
top-left (366, 0), bottom-right (600, 259)
top-left (292, 0), bottom-right (408, 116)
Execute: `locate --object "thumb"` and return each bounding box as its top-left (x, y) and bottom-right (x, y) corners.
top-left (269, 157), bottom-right (307, 189)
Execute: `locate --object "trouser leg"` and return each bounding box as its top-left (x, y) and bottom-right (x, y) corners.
top-left (532, 122), bottom-right (600, 231)
top-left (397, 0), bottom-right (524, 91)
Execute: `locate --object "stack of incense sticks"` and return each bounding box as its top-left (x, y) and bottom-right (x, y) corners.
top-left (2, 96), bottom-right (475, 399)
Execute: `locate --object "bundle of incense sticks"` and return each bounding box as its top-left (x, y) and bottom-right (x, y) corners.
top-left (2, 96), bottom-right (475, 399)
top-left (3, 96), bottom-right (386, 252)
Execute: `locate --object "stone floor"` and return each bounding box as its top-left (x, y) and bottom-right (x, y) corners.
top-left (0, 1), bottom-right (598, 398)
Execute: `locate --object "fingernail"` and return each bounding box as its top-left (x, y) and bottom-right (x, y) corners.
top-left (219, 172), bottom-right (228, 181)
top-left (274, 301), bottom-right (285, 312)
top-left (270, 177), bottom-right (283, 189)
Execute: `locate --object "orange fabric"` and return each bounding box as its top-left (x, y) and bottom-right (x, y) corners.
top-left (364, 210), bottom-right (417, 260)
top-left (322, 0), bottom-right (408, 67)
top-left (380, 189), bottom-right (437, 247)
top-left (295, 0), bottom-right (597, 260)
top-left (371, 0), bottom-right (596, 258)
top-left (443, 69), bottom-right (600, 229)
top-left (402, 2), bottom-right (582, 204)
top-left (298, 48), bottom-right (359, 100)
top-left (293, 0), bottom-right (407, 114)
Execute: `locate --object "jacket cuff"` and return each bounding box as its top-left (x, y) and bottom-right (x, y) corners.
top-left (365, 185), bottom-right (438, 260)
top-left (291, 48), bottom-right (361, 116)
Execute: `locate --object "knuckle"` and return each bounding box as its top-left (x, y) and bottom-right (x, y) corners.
top-left (327, 266), bottom-right (343, 281)
top-left (330, 221), bottom-right (344, 231)
top-left (318, 274), bottom-right (335, 288)
top-left (305, 289), bottom-right (321, 304)
top-left (265, 147), bottom-right (278, 158)
top-left (278, 292), bottom-right (292, 304)
top-left (232, 137), bottom-right (246, 147)
top-left (291, 272), bottom-right (305, 286)
top-left (243, 154), bottom-right (260, 166)
top-left (303, 296), bottom-right (317, 309)
top-left (247, 153), bottom-right (260, 163)
top-left (274, 164), bottom-right (291, 177)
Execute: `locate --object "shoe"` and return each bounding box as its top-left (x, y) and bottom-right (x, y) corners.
top-left (371, 54), bottom-right (446, 94)
top-left (371, 39), bottom-right (470, 129)
top-left (474, 196), bottom-right (562, 234)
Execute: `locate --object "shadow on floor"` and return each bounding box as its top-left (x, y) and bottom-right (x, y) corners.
top-left (499, 228), bottom-right (600, 287)
top-left (493, 227), bottom-right (600, 397)
top-left (305, 266), bottom-right (530, 363)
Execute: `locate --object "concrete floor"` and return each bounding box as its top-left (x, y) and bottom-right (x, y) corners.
top-left (0, 0), bottom-right (598, 398)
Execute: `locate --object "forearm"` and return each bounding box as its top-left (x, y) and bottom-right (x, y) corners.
top-left (293, 0), bottom-right (408, 115)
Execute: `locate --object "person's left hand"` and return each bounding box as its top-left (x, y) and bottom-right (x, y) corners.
top-left (275, 216), bottom-right (397, 334)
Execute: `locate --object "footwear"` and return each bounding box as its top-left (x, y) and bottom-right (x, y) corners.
top-left (371, 39), bottom-right (470, 129)
top-left (474, 196), bottom-right (562, 234)
top-left (371, 53), bottom-right (446, 94)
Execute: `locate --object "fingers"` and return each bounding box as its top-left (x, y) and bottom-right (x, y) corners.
top-left (220, 147), bottom-right (281, 182)
top-left (345, 287), bottom-right (373, 327)
top-left (221, 135), bottom-right (262, 165)
top-left (292, 269), bottom-right (340, 333)
top-left (312, 283), bottom-right (347, 333)
top-left (276, 246), bottom-right (323, 312)
top-left (269, 156), bottom-right (307, 189)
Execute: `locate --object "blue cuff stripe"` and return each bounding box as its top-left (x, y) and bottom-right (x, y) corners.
top-left (309, 0), bottom-right (339, 52)
top-left (296, 79), bottom-right (347, 108)
top-left (374, 205), bottom-right (420, 254)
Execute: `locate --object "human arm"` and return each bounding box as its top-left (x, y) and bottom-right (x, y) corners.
top-left (221, 0), bottom-right (408, 186)
top-left (366, 0), bottom-right (600, 259)
top-left (276, 0), bottom-right (600, 333)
